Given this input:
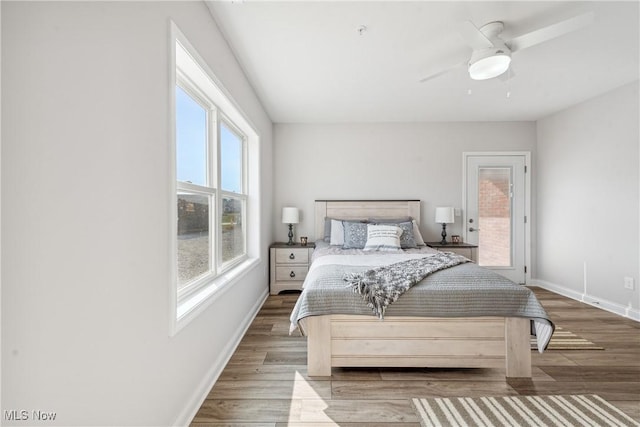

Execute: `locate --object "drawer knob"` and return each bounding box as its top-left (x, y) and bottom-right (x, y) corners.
top-left (289, 253), bottom-right (295, 260)
top-left (289, 271), bottom-right (296, 278)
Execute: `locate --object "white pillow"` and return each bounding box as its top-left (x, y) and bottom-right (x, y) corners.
top-left (412, 220), bottom-right (426, 246)
top-left (363, 224), bottom-right (402, 251)
top-left (329, 219), bottom-right (345, 245)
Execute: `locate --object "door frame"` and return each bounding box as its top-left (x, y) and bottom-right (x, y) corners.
top-left (462, 151), bottom-right (531, 284)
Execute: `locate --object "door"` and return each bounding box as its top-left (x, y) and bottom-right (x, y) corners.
top-left (464, 153), bottom-right (529, 284)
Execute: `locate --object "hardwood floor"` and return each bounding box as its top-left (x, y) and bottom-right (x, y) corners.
top-left (191, 287), bottom-right (640, 426)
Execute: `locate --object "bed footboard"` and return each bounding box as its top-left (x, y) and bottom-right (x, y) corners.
top-left (301, 315), bottom-right (531, 378)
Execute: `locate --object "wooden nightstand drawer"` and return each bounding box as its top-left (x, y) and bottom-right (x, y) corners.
top-left (275, 248), bottom-right (309, 264)
top-left (275, 266), bottom-right (309, 281)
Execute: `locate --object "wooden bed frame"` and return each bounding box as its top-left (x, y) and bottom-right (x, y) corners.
top-left (300, 200), bottom-right (531, 378)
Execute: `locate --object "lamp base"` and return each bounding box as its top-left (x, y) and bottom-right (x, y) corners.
top-left (440, 223), bottom-right (448, 245)
top-left (286, 224), bottom-right (294, 245)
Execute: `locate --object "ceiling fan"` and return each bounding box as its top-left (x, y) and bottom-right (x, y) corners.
top-left (420, 11), bottom-right (594, 83)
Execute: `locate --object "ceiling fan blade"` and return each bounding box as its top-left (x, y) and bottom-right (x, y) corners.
top-left (508, 11), bottom-right (594, 53)
top-left (458, 21), bottom-right (494, 50)
top-left (419, 60), bottom-right (467, 83)
top-left (419, 68), bottom-right (454, 83)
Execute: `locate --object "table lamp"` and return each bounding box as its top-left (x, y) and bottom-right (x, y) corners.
top-left (282, 207), bottom-right (299, 246)
top-left (435, 207), bottom-right (454, 245)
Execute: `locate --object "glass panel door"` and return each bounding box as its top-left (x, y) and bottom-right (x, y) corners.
top-left (478, 167), bottom-right (512, 267)
top-left (465, 154), bottom-right (527, 284)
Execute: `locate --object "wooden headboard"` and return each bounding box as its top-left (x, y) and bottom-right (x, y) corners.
top-left (314, 200), bottom-right (421, 240)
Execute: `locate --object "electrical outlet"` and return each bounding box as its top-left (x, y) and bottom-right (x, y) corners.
top-left (624, 277), bottom-right (635, 290)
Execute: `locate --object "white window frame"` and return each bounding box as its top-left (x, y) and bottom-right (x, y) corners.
top-left (170, 23), bottom-right (260, 335)
top-left (175, 79), bottom-right (217, 301)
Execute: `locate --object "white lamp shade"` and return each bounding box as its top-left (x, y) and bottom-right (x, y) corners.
top-left (282, 207), bottom-right (299, 224)
top-left (435, 207), bottom-right (454, 224)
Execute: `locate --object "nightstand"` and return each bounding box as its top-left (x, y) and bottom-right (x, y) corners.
top-left (426, 242), bottom-right (478, 263)
top-left (269, 242), bottom-right (315, 295)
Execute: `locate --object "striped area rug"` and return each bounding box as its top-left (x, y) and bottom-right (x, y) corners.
top-left (532, 326), bottom-right (604, 350)
top-left (412, 394), bottom-right (639, 427)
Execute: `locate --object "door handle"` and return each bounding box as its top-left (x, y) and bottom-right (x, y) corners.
top-left (469, 227), bottom-right (480, 232)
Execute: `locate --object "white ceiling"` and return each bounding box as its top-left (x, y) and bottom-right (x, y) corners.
top-left (206, 1), bottom-right (639, 123)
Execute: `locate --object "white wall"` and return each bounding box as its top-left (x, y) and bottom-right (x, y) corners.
top-left (273, 122), bottom-right (536, 243)
top-left (1, 2), bottom-right (273, 425)
top-left (536, 81), bottom-right (639, 317)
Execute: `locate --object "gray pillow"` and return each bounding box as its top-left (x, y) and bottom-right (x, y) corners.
top-left (396, 221), bottom-right (417, 248)
top-left (323, 217), bottom-right (332, 242)
top-left (342, 221), bottom-right (369, 249)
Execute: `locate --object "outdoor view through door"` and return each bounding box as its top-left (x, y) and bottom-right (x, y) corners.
top-left (478, 168), bottom-right (511, 267)
top-left (464, 153), bottom-right (529, 284)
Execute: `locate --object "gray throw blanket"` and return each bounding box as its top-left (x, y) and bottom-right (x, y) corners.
top-left (344, 252), bottom-right (468, 318)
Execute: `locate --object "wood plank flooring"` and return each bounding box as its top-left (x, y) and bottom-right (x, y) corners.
top-left (191, 287), bottom-right (640, 426)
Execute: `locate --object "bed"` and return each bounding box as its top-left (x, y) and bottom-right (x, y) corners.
top-left (289, 200), bottom-right (554, 378)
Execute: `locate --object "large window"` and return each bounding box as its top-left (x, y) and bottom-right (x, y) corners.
top-left (172, 31), bottom-right (257, 331)
top-left (176, 78), bottom-right (248, 300)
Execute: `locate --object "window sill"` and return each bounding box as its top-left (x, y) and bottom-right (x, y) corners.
top-left (172, 257), bottom-right (260, 335)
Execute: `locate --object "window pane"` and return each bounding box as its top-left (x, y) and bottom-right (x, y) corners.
top-left (478, 167), bottom-right (511, 267)
top-left (220, 122), bottom-right (243, 193)
top-left (176, 86), bottom-right (207, 186)
top-left (222, 197), bottom-right (244, 263)
top-left (177, 193), bottom-right (210, 286)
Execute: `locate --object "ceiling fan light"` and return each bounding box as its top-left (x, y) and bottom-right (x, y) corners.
top-left (469, 51), bottom-right (511, 80)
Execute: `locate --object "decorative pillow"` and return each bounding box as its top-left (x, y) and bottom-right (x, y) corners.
top-left (329, 219), bottom-right (345, 246)
top-left (396, 221), bottom-right (418, 248)
top-left (342, 221), bottom-right (369, 249)
top-left (363, 224), bottom-right (402, 251)
top-left (412, 220), bottom-right (426, 246)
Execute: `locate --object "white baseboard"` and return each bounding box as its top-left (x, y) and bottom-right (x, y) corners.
top-left (530, 279), bottom-right (640, 322)
top-left (172, 287), bottom-right (269, 426)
